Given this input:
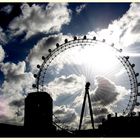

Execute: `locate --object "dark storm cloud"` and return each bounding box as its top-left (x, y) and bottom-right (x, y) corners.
top-left (93, 107), bottom-right (109, 116)
top-left (27, 34), bottom-right (72, 71)
top-left (62, 112), bottom-right (77, 123)
top-left (27, 35), bottom-right (60, 63)
top-left (54, 105), bottom-right (77, 124)
top-left (83, 114), bottom-right (106, 128)
top-left (54, 108), bottom-right (64, 115)
top-left (9, 99), bottom-right (24, 107)
top-left (91, 76), bottom-right (119, 106)
top-left (94, 115), bottom-right (106, 124)
top-left (93, 107), bottom-right (110, 125)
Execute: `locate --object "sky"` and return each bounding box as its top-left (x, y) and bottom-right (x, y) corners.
top-left (0, 2), bottom-right (140, 130)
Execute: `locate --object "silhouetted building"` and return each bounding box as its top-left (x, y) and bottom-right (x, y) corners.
top-left (1, 92), bottom-right (140, 137)
top-left (24, 92), bottom-right (55, 131)
top-left (98, 113), bottom-right (140, 137)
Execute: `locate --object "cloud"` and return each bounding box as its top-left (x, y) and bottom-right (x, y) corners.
top-left (93, 107), bottom-right (110, 127)
top-left (0, 5), bottom-right (13, 14)
top-left (76, 4), bottom-right (86, 14)
top-left (90, 76), bottom-right (129, 117)
top-left (27, 34), bottom-right (62, 71)
top-left (51, 74), bottom-right (81, 86)
top-left (94, 115), bottom-right (106, 124)
top-left (0, 45), bottom-right (5, 62)
top-left (0, 97), bottom-right (14, 123)
top-left (9, 3), bottom-right (71, 39)
top-left (93, 107), bottom-right (109, 116)
top-left (0, 99), bottom-right (11, 116)
top-left (1, 61), bottom-right (26, 77)
top-left (93, 3), bottom-right (140, 48)
top-left (54, 105), bottom-right (79, 129)
top-left (91, 76), bottom-right (119, 106)
top-left (0, 27), bottom-right (7, 45)
top-left (0, 61), bottom-right (35, 124)
top-left (0, 61), bottom-right (34, 96)
top-left (46, 74), bottom-right (85, 101)
top-left (26, 33), bottom-right (72, 72)
top-left (9, 99), bottom-right (24, 108)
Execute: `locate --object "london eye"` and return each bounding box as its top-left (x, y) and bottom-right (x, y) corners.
top-left (32, 35), bottom-right (140, 132)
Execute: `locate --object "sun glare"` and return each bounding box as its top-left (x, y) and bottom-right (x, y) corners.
top-left (78, 44), bottom-right (119, 74)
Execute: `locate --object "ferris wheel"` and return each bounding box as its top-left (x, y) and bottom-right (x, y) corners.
top-left (32, 35), bottom-right (140, 131)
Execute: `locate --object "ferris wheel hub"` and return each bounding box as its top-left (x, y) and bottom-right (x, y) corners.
top-left (86, 82), bottom-right (90, 89)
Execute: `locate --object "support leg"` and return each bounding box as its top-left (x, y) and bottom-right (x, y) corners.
top-left (79, 92), bottom-right (87, 130)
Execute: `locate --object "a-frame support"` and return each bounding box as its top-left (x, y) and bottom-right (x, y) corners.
top-left (79, 82), bottom-right (94, 130)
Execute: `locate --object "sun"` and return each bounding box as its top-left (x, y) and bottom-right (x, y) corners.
top-left (77, 43), bottom-right (120, 74)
